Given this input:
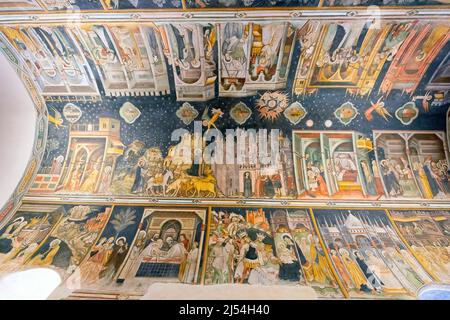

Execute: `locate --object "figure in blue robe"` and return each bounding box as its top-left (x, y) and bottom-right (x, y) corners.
top-left (279, 235), bottom-right (308, 282)
top-left (131, 166), bottom-right (143, 194)
top-left (243, 172), bottom-right (252, 198)
top-left (354, 251), bottom-right (383, 292)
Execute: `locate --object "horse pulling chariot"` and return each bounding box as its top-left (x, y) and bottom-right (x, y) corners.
top-left (166, 173), bottom-right (218, 198)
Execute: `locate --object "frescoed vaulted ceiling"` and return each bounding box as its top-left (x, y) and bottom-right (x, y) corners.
top-left (0, 0), bottom-right (450, 300)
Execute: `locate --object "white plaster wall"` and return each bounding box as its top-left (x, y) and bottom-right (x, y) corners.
top-left (0, 53), bottom-right (36, 207)
top-left (0, 268), bottom-right (61, 300)
top-left (142, 283), bottom-right (318, 300)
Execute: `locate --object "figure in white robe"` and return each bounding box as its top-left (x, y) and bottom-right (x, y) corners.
top-left (182, 242), bottom-right (199, 284)
top-left (365, 250), bottom-right (404, 291)
top-left (125, 238), bottom-right (164, 279)
top-left (165, 237), bottom-right (187, 262)
top-left (210, 238), bottom-right (230, 284)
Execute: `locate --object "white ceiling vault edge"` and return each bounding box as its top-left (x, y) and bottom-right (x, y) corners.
top-left (0, 50), bottom-right (48, 227)
top-left (20, 195), bottom-right (450, 210)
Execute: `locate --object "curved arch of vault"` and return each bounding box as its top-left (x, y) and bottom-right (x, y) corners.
top-left (0, 4), bottom-right (449, 299)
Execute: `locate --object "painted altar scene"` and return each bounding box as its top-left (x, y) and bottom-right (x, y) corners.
top-left (217, 22), bottom-right (295, 97)
top-left (163, 23), bottom-right (217, 101)
top-left (313, 209), bottom-right (434, 299)
top-left (292, 20), bottom-right (419, 97)
top-left (293, 131), bottom-right (380, 200)
top-left (115, 208), bottom-right (207, 285)
top-left (71, 24), bottom-right (170, 97)
top-left (48, 206), bottom-right (207, 299)
top-left (373, 131), bottom-right (450, 200)
top-left (0, 25), bottom-right (100, 99)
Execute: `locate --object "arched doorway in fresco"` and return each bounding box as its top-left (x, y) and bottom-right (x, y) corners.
top-left (160, 219), bottom-right (182, 243)
top-left (305, 142), bottom-right (321, 164)
top-left (302, 140), bottom-right (322, 194)
top-left (79, 147), bottom-right (104, 193)
top-left (332, 141), bottom-right (359, 194)
top-left (409, 146), bottom-right (420, 168)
